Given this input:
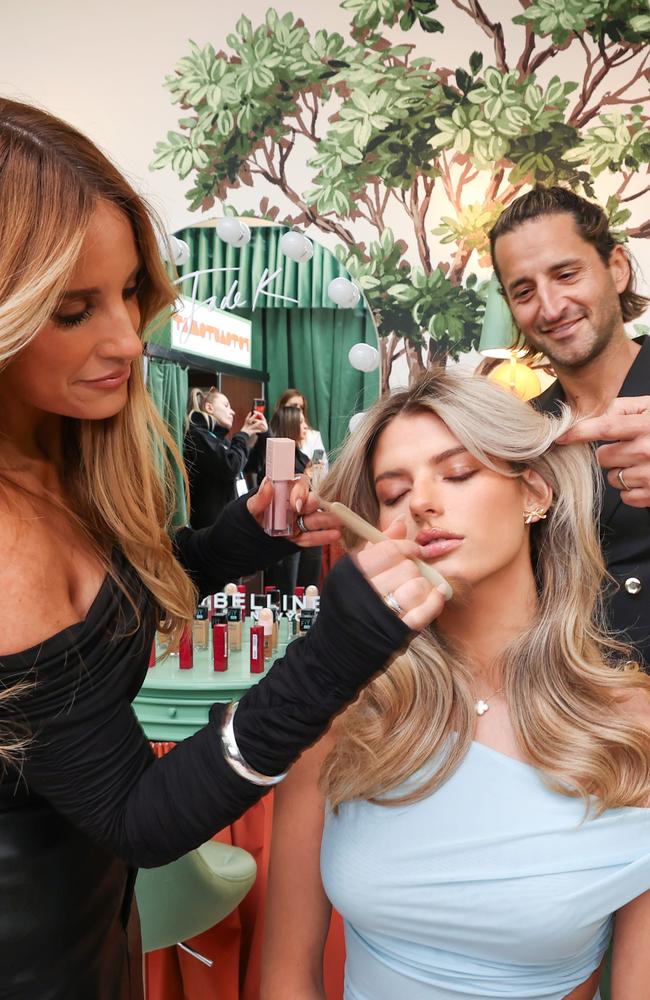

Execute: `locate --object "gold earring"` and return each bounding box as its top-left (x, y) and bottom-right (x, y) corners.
top-left (523, 507), bottom-right (547, 524)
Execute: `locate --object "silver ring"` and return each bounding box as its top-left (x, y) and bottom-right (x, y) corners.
top-left (296, 514), bottom-right (308, 533)
top-left (382, 591), bottom-right (404, 617)
top-left (617, 468), bottom-right (631, 491)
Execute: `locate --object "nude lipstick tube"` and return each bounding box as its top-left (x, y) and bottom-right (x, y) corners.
top-left (227, 608), bottom-right (242, 652)
top-left (263, 438), bottom-right (297, 537)
top-left (212, 623), bottom-right (228, 672)
top-left (250, 625), bottom-right (264, 673)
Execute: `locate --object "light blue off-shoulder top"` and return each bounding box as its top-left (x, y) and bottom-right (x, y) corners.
top-left (321, 740), bottom-right (650, 999)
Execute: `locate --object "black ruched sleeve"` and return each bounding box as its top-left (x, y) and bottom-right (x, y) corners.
top-left (3, 522), bottom-right (413, 869)
top-left (173, 494), bottom-right (297, 597)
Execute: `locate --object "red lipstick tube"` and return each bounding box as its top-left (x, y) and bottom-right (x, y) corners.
top-left (250, 625), bottom-right (264, 673)
top-left (179, 629), bottom-right (193, 669)
top-left (212, 624), bottom-right (229, 672)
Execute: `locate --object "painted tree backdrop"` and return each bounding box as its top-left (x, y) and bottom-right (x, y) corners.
top-left (152, 0), bottom-right (650, 387)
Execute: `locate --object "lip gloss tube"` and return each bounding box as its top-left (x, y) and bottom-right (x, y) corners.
top-left (179, 629), bottom-right (194, 669)
top-left (263, 438), bottom-right (297, 537)
top-left (212, 623), bottom-right (229, 672)
top-left (259, 608), bottom-right (274, 659)
top-left (250, 625), bottom-right (264, 673)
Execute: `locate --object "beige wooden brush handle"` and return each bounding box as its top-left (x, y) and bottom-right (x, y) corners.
top-left (316, 498), bottom-right (453, 600)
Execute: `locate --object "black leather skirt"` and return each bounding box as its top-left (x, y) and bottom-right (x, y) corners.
top-left (0, 785), bottom-right (143, 1000)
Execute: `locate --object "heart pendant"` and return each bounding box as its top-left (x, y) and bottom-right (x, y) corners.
top-left (475, 699), bottom-right (489, 716)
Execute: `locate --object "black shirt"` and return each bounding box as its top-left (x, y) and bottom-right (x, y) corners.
top-left (0, 497), bottom-right (411, 997)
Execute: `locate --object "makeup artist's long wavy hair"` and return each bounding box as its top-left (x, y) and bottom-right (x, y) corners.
top-left (320, 371), bottom-right (650, 813)
top-left (0, 99), bottom-right (196, 678)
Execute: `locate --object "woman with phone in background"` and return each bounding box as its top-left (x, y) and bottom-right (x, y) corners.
top-left (183, 386), bottom-right (268, 528)
top-left (273, 388), bottom-right (328, 474)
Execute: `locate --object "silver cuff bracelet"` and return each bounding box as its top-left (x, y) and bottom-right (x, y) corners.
top-left (220, 701), bottom-right (287, 787)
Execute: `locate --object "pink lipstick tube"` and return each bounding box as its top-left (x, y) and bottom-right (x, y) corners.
top-left (263, 438), bottom-right (297, 537)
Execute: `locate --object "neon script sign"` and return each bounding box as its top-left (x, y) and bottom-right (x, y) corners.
top-left (171, 265), bottom-right (299, 367)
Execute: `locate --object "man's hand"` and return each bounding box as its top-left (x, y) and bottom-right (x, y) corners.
top-left (557, 396), bottom-right (650, 508)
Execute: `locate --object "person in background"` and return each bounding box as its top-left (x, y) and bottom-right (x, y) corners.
top-left (184, 386), bottom-right (267, 528)
top-left (489, 185), bottom-right (650, 670)
top-left (274, 387), bottom-right (329, 472)
top-left (263, 371), bottom-right (650, 1000)
top-left (265, 405), bottom-right (316, 593)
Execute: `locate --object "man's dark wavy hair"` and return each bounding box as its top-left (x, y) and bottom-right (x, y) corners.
top-left (489, 185), bottom-right (648, 323)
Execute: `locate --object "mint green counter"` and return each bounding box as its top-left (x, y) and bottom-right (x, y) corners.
top-left (134, 618), bottom-right (295, 741)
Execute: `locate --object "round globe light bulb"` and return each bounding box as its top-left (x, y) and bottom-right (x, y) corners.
top-left (348, 411), bottom-right (366, 434)
top-left (216, 217), bottom-right (251, 247)
top-left (280, 230), bottom-right (314, 263)
top-left (172, 238), bottom-right (191, 266)
top-left (487, 359), bottom-right (541, 402)
top-left (348, 343), bottom-right (379, 373)
top-left (327, 277), bottom-right (361, 309)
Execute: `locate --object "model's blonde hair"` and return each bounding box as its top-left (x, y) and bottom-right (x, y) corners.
top-left (0, 99), bottom-right (196, 675)
top-left (320, 371), bottom-right (650, 813)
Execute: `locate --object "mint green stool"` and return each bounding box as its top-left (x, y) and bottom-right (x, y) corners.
top-left (136, 839), bottom-right (257, 954)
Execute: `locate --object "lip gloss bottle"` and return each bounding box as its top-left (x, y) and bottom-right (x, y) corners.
top-left (250, 625), bottom-right (264, 673)
top-left (212, 623), bottom-right (229, 672)
top-left (179, 628), bottom-right (194, 669)
top-left (263, 438), bottom-right (297, 537)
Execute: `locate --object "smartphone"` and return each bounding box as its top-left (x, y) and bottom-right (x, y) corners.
top-left (253, 398), bottom-right (266, 415)
top-left (312, 449), bottom-right (325, 464)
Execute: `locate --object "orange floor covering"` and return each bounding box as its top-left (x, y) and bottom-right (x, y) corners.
top-left (145, 742), bottom-right (345, 1000)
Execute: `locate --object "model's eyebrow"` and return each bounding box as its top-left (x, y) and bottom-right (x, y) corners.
top-left (60, 265), bottom-right (142, 301)
top-left (507, 258), bottom-right (583, 294)
top-left (374, 446), bottom-right (468, 485)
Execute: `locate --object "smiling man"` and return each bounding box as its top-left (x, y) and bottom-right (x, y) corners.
top-left (490, 185), bottom-right (650, 668)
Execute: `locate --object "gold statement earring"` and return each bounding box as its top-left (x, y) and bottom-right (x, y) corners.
top-left (523, 507), bottom-right (547, 525)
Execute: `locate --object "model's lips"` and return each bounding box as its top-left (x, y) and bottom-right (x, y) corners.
top-left (79, 368), bottom-right (131, 389)
top-left (416, 528), bottom-right (464, 561)
top-left (540, 316), bottom-right (585, 340)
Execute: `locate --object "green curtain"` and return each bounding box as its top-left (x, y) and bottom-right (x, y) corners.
top-left (146, 358), bottom-right (189, 526)
top-left (151, 225), bottom-right (380, 453)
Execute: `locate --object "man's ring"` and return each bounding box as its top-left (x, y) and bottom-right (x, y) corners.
top-left (383, 591), bottom-right (404, 617)
top-left (296, 514), bottom-right (308, 533)
top-left (617, 468), bottom-right (632, 492)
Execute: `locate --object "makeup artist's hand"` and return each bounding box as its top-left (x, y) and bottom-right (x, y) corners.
top-left (247, 478), bottom-right (343, 548)
top-left (355, 518), bottom-right (448, 631)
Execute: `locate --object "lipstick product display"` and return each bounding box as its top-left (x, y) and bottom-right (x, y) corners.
top-left (263, 438), bottom-right (297, 537)
top-left (299, 608), bottom-right (316, 634)
top-left (250, 625), bottom-right (264, 673)
top-left (259, 608), bottom-right (274, 659)
top-left (192, 605), bottom-right (210, 650)
top-left (227, 607), bottom-right (242, 651)
top-left (212, 623), bottom-right (229, 672)
top-left (179, 629), bottom-right (194, 669)
top-left (305, 585), bottom-right (319, 610)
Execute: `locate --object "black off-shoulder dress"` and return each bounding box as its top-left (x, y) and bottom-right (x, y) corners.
top-left (0, 498), bottom-right (410, 999)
